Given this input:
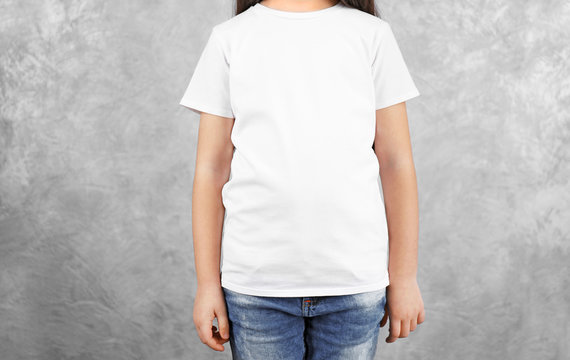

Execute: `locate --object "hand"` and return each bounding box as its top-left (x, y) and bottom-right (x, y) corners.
top-left (380, 277), bottom-right (425, 343)
top-left (193, 284), bottom-right (231, 352)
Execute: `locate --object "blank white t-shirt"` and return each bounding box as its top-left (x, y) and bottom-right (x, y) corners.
top-left (180, 2), bottom-right (420, 297)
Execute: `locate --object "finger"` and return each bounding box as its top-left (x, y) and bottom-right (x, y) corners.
top-left (216, 309), bottom-right (231, 340)
top-left (386, 317), bottom-right (400, 343)
top-left (418, 307), bottom-right (426, 324)
top-left (211, 326), bottom-right (230, 346)
top-left (206, 332), bottom-right (225, 352)
top-left (399, 319), bottom-right (410, 338)
top-left (410, 317), bottom-right (417, 332)
top-left (380, 309), bottom-right (388, 328)
top-left (197, 321), bottom-right (214, 346)
top-left (380, 301), bottom-right (389, 327)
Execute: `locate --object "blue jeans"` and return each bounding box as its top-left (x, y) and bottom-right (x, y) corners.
top-left (222, 286), bottom-right (387, 360)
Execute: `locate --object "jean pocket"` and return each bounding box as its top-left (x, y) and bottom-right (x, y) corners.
top-left (351, 287), bottom-right (387, 308)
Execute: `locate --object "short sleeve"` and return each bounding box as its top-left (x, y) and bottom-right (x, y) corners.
top-left (372, 21), bottom-right (420, 110)
top-left (179, 27), bottom-right (234, 118)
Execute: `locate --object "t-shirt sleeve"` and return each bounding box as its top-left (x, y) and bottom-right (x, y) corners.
top-left (371, 21), bottom-right (420, 110)
top-left (179, 27), bottom-right (234, 118)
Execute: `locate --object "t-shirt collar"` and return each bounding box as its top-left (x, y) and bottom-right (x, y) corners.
top-left (252, 1), bottom-right (343, 19)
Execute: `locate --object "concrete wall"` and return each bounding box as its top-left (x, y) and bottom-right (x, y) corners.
top-left (0, 0), bottom-right (568, 359)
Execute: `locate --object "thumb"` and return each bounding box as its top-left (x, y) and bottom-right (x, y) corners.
top-left (216, 311), bottom-right (230, 340)
top-left (380, 308), bottom-right (388, 327)
top-left (380, 300), bottom-right (389, 328)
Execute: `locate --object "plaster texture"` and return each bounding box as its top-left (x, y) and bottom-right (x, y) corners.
top-left (0, 0), bottom-right (568, 359)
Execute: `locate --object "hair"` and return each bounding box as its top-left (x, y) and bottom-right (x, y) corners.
top-left (235, 0), bottom-right (381, 17)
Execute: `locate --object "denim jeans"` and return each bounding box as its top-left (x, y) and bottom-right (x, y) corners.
top-left (222, 286), bottom-right (387, 360)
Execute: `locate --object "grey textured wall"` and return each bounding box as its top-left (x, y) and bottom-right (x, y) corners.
top-left (0, 0), bottom-right (568, 359)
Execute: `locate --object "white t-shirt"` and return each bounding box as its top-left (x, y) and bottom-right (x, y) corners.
top-left (179, 2), bottom-right (420, 297)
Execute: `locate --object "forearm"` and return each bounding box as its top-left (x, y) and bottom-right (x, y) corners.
top-left (192, 169), bottom-right (227, 289)
top-left (378, 158), bottom-right (419, 283)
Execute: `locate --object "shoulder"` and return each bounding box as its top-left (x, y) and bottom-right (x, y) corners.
top-left (340, 5), bottom-right (390, 29)
top-left (210, 6), bottom-right (258, 40)
top-left (333, 5), bottom-right (395, 54)
top-left (335, 4), bottom-right (393, 43)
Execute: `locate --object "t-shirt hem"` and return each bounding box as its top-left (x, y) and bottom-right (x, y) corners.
top-left (221, 277), bottom-right (390, 297)
top-left (179, 98), bottom-right (234, 119)
top-left (375, 89), bottom-right (420, 110)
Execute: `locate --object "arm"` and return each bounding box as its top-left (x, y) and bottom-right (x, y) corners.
top-left (193, 111), bottom-right (234, 288)
top-left (374, 102), bottom-right (425, 343)
top-left (375, 102), bottom-right (419, 284)
top-left (192, 111), bottom-right (234, 352)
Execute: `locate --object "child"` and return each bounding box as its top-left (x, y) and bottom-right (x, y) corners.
top-left (179, 0), bottom-right (425, 358)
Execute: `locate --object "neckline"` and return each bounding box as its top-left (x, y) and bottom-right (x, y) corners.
top-left (253, 1), bottom-right (342, 19)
